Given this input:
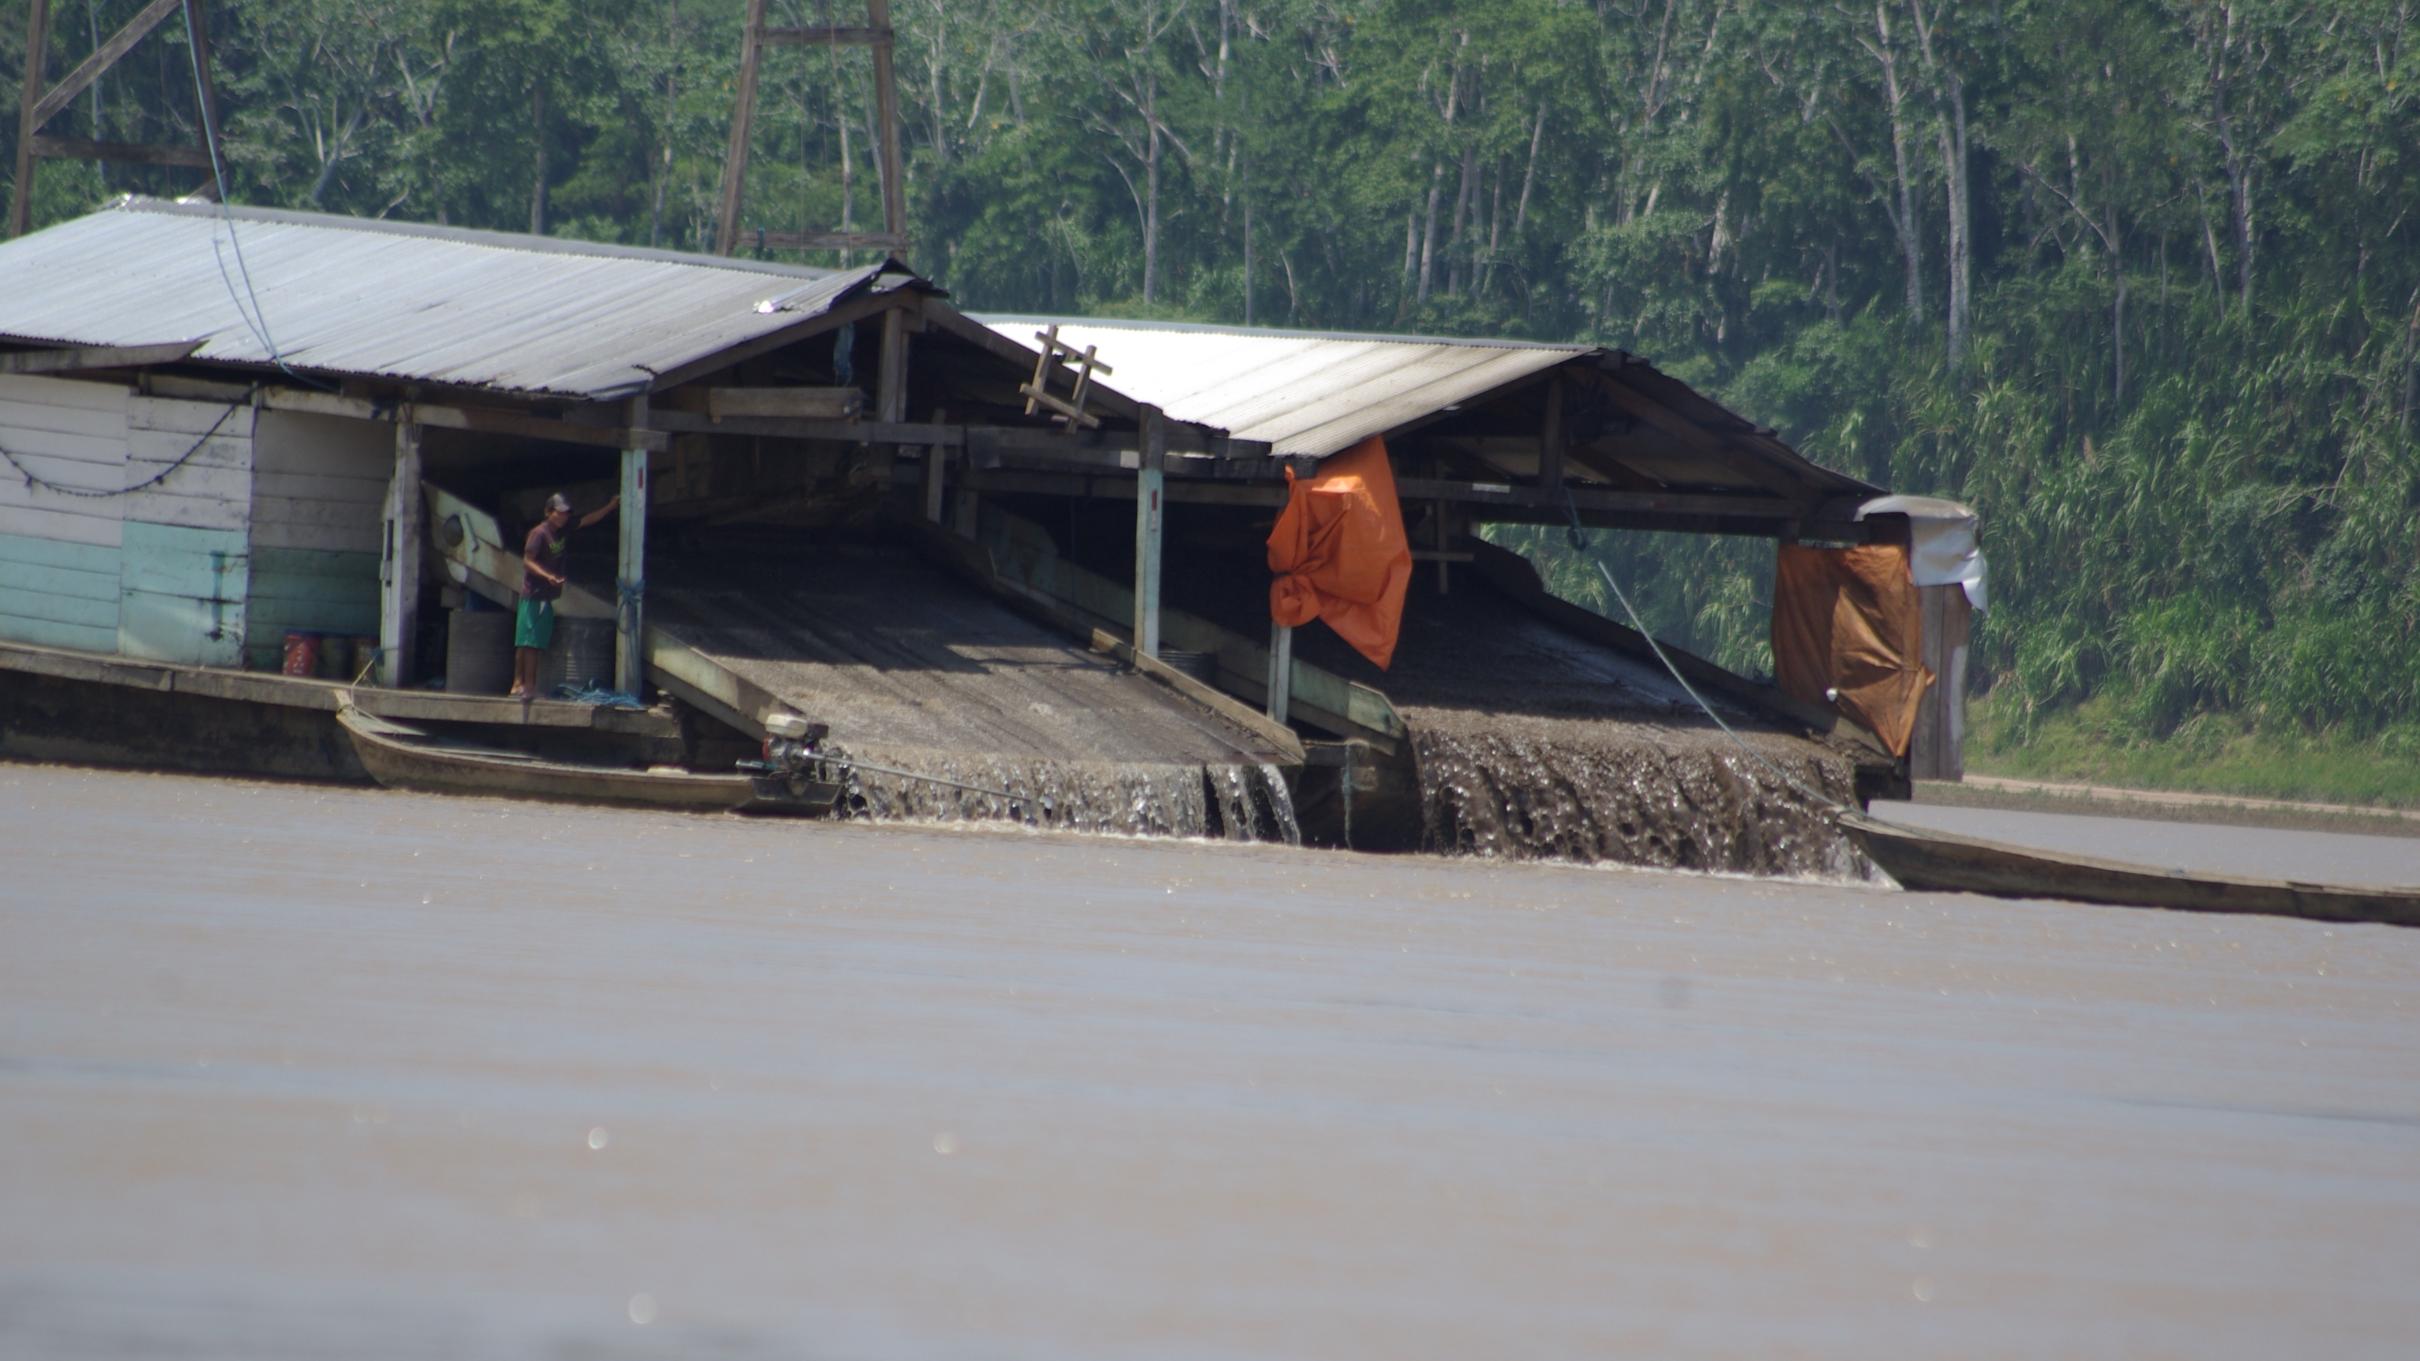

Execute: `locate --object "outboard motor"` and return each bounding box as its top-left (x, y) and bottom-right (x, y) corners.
top-left (738, 712), bottom-right (844, 811)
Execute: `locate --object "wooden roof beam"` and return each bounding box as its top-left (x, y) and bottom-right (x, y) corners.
top-left (0, 340), bottom-right (200, 374)
top-left (1580, 366), bottom-right (1817, 499)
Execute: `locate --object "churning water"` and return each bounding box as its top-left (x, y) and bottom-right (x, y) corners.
top-left (1406, 707), bottom-right (1864, 876)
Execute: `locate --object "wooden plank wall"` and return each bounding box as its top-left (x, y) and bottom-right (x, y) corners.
top-left (0, 375), bottom-right (130, 652)
top-left (245, 411), bottom-right (389, 670)
top-left (1909, 584), bottom-right (1971, 781)
top-left (116, 394), bottom-right (258, 667)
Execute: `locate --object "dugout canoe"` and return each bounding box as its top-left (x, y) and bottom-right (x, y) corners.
top-left (337, 702), bottom-right (831, 815)
top-left (1836, 809), bottom-right (2420, 928)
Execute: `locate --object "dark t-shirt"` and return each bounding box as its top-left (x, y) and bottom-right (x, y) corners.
top-left (522, 520), bottom-right (568, 601)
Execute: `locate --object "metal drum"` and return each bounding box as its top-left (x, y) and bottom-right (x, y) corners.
top-left (1158, 647), bottom-right (1220, 684)
top-left (445, 608), bottom-right (514, 695)
top-left (540, 616), bottom-right (617, 696)
top-left (280, 631), bottom-right (320, 677)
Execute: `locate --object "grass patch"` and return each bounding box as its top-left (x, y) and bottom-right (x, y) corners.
top-left (1965, 693), bottom-right (2420, 810)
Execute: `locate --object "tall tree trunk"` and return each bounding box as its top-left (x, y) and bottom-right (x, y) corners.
top-left (836, 41), bottom-right (857, 261)
top-left (1143, 70), bottom-right (1162, 303)
top-left (1873, 4), bottom-right (1924, 320)
top-left (1513, 104), bottom-right (1544, 239)
top-left (925, 0), bottom-right (949, 166)
top-left (1416, 153), bottom-right (1443, 300)
top-left (2108, 203), bottom-right (2127, 406)
top-left (1242, 169), bottom-right (1255, 326)
top-left (2231, 160), bottom-right (2254, 308)
top-left (1937, 81), bottom-right (1970, 363)
top-left (1447, 144), bottom-right (1476, 296)
top-left (1214, 0), bottom-right (1234, 215)
top-left (1418, 33), bottom-right (1469, 305)
top-left (2201, 1), bottom-right (2256, 309)
top-left (1909, 0), bottom-right (1970, 363)
top-left (529, 84), bottom-right (549, 236)
top-left (1471, 159), bottom-right (1490, 295)
top-left (649, 2), bottom-right (679, 247)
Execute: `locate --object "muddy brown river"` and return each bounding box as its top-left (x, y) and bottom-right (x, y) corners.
top-left (3, 763), bottom-right (2416, 1359)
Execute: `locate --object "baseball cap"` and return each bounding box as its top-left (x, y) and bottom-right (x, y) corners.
top-left (545, 493), bottom-right (573, 514)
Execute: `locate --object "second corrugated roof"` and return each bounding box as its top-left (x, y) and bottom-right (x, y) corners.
top-left (978, 316), bottom-right (1583, 458)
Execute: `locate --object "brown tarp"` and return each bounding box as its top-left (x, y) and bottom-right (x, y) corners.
top-left (1266, 435), bottom-right (1414, 670)
top-left (1772, 543), bottom-right (1933, 757)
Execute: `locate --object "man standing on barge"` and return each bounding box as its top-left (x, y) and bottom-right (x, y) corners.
top-left (511, 491), bottom-right (619, 700)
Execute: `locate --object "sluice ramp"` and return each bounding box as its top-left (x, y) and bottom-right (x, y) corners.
top-left (644, 544), bottom-right (1299, 838)
top-left (1345, 569), bottom-right (1865, 877)
top-left (1155, 537), bottom-right (1879, 877)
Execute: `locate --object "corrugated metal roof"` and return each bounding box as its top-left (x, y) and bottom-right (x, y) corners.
top-left (978, 316), bottom-right (1583, 458)
top-left (0, 198), bottom-right (924, 401)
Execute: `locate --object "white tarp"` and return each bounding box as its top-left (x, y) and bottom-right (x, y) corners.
top-left (1857, 494), bottom-right (1988, 611)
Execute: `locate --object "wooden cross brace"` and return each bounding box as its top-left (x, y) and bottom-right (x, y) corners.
top-left (1019, 324), bottom-right (1114, 431)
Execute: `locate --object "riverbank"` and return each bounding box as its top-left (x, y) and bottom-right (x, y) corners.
top-left (1963, 694), bottom-right (2420, 816)
top-left (1913, 774), bottom-right (2420, 841)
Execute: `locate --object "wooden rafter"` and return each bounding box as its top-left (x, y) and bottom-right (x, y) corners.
top-left (1018, 324), bottom-right (1113, 431)
top-left (9, 0), bottom-right (221, 238)
top-left (716, 1), bottom-right (909, 260)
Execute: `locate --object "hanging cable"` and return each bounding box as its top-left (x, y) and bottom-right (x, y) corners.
top-left (0, 390), bottom-right (253, 498)
top-left (177, 0), bottom-right (335, 392)
top-left (1559, 490), bottom-right (1852, 814)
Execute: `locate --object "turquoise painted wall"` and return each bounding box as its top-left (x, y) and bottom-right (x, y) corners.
top-left (118, 521), bottom-right (248, 668)
top-left (0, 531), bottom-right (121, 653)
top-left (243, 546), bottom-right (380, 671)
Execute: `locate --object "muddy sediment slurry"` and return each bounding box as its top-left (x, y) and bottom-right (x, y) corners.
top-left (1162, 546), bottom-right (1871, 874)
top-left (834, 746), bottom-right (1300, 843)
top-left (645, 543), bottom-right (1300, 842)
top-left (1406, 708), bottom-right (1862, 877)
top-left (646, 535), bottom-right (1863, 868)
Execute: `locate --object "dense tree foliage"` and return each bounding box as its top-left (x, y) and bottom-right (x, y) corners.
top-left (7, 0), bottom-right (2416, 743)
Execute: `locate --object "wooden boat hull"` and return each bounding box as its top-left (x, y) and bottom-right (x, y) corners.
top-left (338, 704), bottom-right (832, 816)
top-left (1837, 810), bottom-right (2420, 928)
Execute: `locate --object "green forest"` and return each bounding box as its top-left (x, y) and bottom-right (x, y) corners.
top-left (7, 1), bottom-right (2419, 794)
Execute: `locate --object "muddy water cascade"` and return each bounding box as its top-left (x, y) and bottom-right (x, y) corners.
top-left (1406, 707), bottom-right (1865, 877)
top-left (835, 744), bottom-right (1302, 844)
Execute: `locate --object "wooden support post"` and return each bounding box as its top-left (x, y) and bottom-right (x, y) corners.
top-left (1539, 375), bottom-right (1566, 496)
top-left (379, 412), bottom-right (424, 688)
top-left (616, 397), bottom-right (650, 697)
top-left (1266, 622), bottom-right (1293, 725)
top-left (8, 0), bottom-right (52, 240)
top-left (11, 0), bottom-right (221, 236)
top-left (921, 450), bottom-right (946, 526)
top-left (713, 0), bottom-right (769, 256)
top-left (877, 309), bottom-right (908, 423)
top-left (951, 467), bottom-right (979, 538)
top-left (874, 304), bottom-right (910, 498)
top-left (1133, 405), bottom-right (1166, 658)
top-left (868, 0), bottom-right (908, 250)
top-left (921, 407), bottom-right (949, 524)
top-left (1432, 500), bottom-right (1451, 594)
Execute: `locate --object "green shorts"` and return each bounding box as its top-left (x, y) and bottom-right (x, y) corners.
top-left (515, 597), bottom-right (556, 650)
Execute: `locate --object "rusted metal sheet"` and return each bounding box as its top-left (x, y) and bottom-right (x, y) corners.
top-left (0, 198), bottom-right (923, 401)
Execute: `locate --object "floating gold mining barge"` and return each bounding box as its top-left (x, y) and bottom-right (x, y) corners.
top-left (0, 201), bottom-right (1984, 875)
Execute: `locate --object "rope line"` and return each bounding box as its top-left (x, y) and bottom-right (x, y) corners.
top-left (1559, 491), bottom-right (1851, 815)
top-left (0, 392), bottom-right (252, 499)
top-left (179, 0), bottom-right (336, 393)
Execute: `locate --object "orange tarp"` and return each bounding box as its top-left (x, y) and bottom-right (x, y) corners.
top-left (1772, 542), bottom-right (1934, 757)
top-left (1266, 435), bottom-right (1414, 670)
